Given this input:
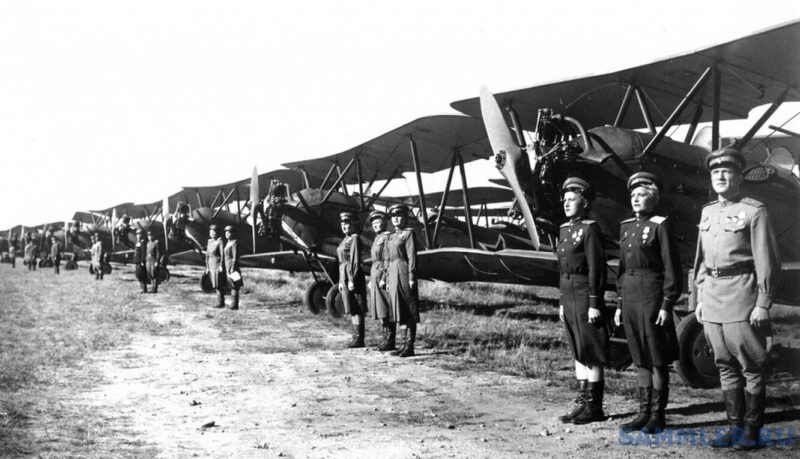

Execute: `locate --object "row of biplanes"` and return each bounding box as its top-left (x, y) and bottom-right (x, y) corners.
top-left (2, 21), bottom-right (800, 388)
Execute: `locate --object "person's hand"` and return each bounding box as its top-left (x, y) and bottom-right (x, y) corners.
top-left (559, 305), bottom-right (564, 322)
top-left (614, 308), bottom-right (622, 327)
top-left (409, 280), bottom-right (416, 290)
top-left (750, 307), bottom-right (769, 328)
top-left (338, 283), bottom-right (344, 292)
top-left (695, 302), bottom-right (703, 323)
top-left (348, 281), bottom-right (354, 291)
top-left (379, 280), bottom-right (386, 289)
top-left (204, 268), bottom-right (209, 274)
top-left (218, 266), bottom-right (223, 273)
top-left (655, 309), bottom-right (671, 326)
top-left (588, 307), bottom-right (601, 324)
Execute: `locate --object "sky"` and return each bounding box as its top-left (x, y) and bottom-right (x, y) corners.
top-left (1, 0), bottom-right (798, 228)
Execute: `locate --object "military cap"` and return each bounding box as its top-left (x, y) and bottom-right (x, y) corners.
top-left (223, 225), bottom-right (234, 232)
top-left (562, 177), bottom-right (591, 193)
top-left (706, 148), bottom-right (746, 171)
top-left (339, 212), bottom-right (355, 222)
top-left (209, 224), bottom-right (218, 231)
top-left (388, 204), bottom-right (409, 216)
top-left (627, 171), bottom-right (662, 191)
top-left (369, 210), bottom-right (387, 221)
top-left (135, 228), bottom-right (143, 235)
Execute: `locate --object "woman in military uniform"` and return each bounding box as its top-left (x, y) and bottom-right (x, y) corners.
top-left (368, 210), bottom-right (394, 351)
top-left (614, 172), bottom-right (682, 433)
top-left (384, 204), bottom-right (419, 357)
top-left (133, 228), bottom-right (149, 293)
top-left (145, 229), bottom-right (162, 293)
top-left (24, 234), bottom-right (37, 271)
top-left (336, 212), bottom-right (367, 347)
top-left (223, 225), bottom-right (242, 310)
top-left (556, 177), bottom-right (608, 425)
top-left (205, 224), bottom-right (226, 308)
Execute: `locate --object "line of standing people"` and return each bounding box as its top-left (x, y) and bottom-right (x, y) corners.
top-left (205, 224), bottom-right (243, 310)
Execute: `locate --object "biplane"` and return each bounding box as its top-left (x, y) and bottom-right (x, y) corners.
top-left (444, 20), bottom-right (800, 387)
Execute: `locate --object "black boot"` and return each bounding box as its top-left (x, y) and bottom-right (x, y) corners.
top-left (141, 282), bottom-right (148, 293)
top-left (348, 320), bottom-right (365, 348)
top-left (735, 390), bottom-right (766, 451)
top-left (711, 388), bottom-right (745, 448)
top-left (391, 328), bottom-right (408, 356)
top-left (620, 387), bottom-right (652, 431)
top-left (642, 387), bottom-right (668, 433)
top-left (399, 323), bottom-right (416, 357)
top-left (214, 291), bottom-right (225, 308)
top-left (228, 290), bottom-right (239, 310)
top-left (573, 380), bottom-right (605, 424)
top-left (378, 322), bottom-right (397, 351)
top-left (559, 380), bottom-right (588, 423)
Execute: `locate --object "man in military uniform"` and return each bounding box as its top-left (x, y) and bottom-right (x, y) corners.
top-left (693, 148), bottom-right (780, 450)
top-left (9, 232), bottom-right (19, 268)
top-left (50, 235), bottom-right (62, 274)
top-left (24, 234), bottom-right (37, 271)
top-left (91, 233), bottom-right (105, 280)
top-left (133, 229), bottom-right (148, 293)
top-left (145, 229), bottom-right (162, 293)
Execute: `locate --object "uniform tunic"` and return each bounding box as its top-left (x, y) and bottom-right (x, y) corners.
top-left (91, 241), bottom-right (104, 270)
top-left (557, 219), bottom-right (608, 365)
top-left (336, 233), bottom-right (366, 315)
top-left (384, 228), bottom-right (420, 325)
top-left (368, 231), bottom-right (392, 320)
top-left (206, 237), bottom-right (225, 289)
top-left (617, 214), bottom-right (682, 367)
top-left (693, 196), bottom-right (780, 393)
top-left (51, 241), bottom-right (62, 266)
top-left (224, 239), bottom-right (243, 289)
top-left (24, 242), bottom-right (36, 265)
top-left (146, 239), bottom-right (161, 282)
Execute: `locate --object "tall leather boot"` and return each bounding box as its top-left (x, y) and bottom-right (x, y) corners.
top-left (619, 386), bottom-right (651, 431)
top-left (348, 318), bottom-right (365, 348)
top-left (141, 282), bottom-right (147, 293)
top-left (735, 390), bottom-right (766, 451)
top-left (152, 280), bottom-right (159, 294)
top-left (391, 328), bottom-right (408, 356)
top-left (559, 379), bottom-right (588, 423)
top-left (399, 323), bottom-right (416, 357)
top-left (573, 380), bottom-right (605, 424)
top-left (642, 387), bottom-right (668, 433)
top-left (229, 289), bottom-right (239, 310)
top-left (711, 388), bottom-right (745, 448)
top-left (214, 290), bottom-right (225, 308)
top-left (378, 322), bottom-right (396, 351)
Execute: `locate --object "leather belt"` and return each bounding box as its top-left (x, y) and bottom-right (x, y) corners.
top-left (706, 264), bottom-right (753, 278)
top-left (626, 267), bottom-right (659, 275)
top-left (561, 272), bottom-right (588, 279)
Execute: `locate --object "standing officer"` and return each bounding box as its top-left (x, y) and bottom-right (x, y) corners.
top-left (133, 229), bottom-right (148, 293)
top-left (223, 225), bottom-right (242, 310)
top-left (556, 177), bottom-right (608, 425)
top-left (91, 233), bottom-right (105, 280)
top-left (24, 234), bottom-right (36, 271)
top-left (145, 228), bottom-right (162, 293)
top-left (694, 148), bottom-right (780, 450)
top-left (368, 210), bottom-right (394, 351)
top-left (614, 172), bottom-right (682, 433)
top-left (384, 204), bottom-right (420, 357)
top-left (9, 232), bottom-right (19, 268)
top-left (205, 224), bottom-right (226, 308)
top-left (50, 235), bottom-right (62, 274)
top-left (336, 212), bottom-right (367, 348)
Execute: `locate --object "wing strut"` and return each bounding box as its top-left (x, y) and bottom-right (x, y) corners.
top-left (322, 157), bottom-right (356, 205)
top-left (614, 84), bottom-right (635, 127)
top-left (457, 151), bottom-right (475, 249)
top-left (635, 87), bottom-right (656, 135)
top-left (409, 136), bottom-right (430, 249)
top-left (431, 151), bottom-right (458, 247)
top-left (734, 86), bottom-right (791, 151)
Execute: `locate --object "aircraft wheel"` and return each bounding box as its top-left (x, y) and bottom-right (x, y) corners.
top-left (38, 259), bottom-right (45, 268)
top-left (157, 267), bottom-right (170, 283)
top-left (676, 313), bottom-right (720, 388)
top-left (303, 280), bottom-right (330, 315)
top-left (200, 272), bottom-right (214, 293)
top-left (605, 306), bottom-right (633, 371)
top-left (88, 264), bottom-right (95, 275)
top-left (325, 284), bottom-right (346, 318)
top-left (102, 263), bottom-right (112, 275)
top-left (65, 261), bottom-right (78, 271)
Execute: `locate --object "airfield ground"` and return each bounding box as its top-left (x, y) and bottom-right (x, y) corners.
top-left (1, 263), bottom-right (799, 458)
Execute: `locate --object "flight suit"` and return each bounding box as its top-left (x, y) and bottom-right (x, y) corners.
top-left (146, 239), bottom-right (162, 293)
top-left (617, 214), bottom-right (682, 367)
top-left (693, 195), bottom-right (780, 448)
top-left (206, 236), bottom-right (225, 307)
top-left (557, 219), bottom-right (608, 366)
top-left (223, 238), bottom-right (242, 309)
top-left (51, 241), bottom-right (62, 274)
top-left (337, 233), bottom-right (366, 316)
top-left (91, 241), bottom-right (104, 279)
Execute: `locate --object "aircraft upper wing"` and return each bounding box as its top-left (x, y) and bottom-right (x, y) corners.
top-left (451, 21), bottom-right (800, 131)
top-left (383, 186), bottom-right (515, 208)
top-left (89, 202), bottom-right (135, 215)
top-left (181, 169), bottom-right (310, 208)
top-left (282, 115), bottom-right (493, 183)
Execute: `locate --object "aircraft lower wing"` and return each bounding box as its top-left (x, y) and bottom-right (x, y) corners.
top-left (417, 248), bottom-right (561, 285)
top-left (239, 251), bottom-right (336, 272)
top-left (169, 249), bottom-right (207, 267)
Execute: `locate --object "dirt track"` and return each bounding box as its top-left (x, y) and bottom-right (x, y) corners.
top-left (9, 265), bottom-right (800, 458)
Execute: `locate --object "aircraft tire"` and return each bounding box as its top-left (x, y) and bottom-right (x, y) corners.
top-left (157, 267), bottom-right (170, 283)
top-left (325, 284), bottom-right (346, 318)
top-left (88, 264), bottom-right (94, 275)
top-left (65, 261), bottom-right (78, 271)
top-left (102, 263), bottom-right (112, 275)
top-left (303, 280), bottom-right (330, 315)
top-left (676, 313), bottom-right (720, 389)
top-left (199, 272), bottom-right (214, 293)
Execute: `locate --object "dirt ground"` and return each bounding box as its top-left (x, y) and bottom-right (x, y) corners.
top-left (5, 264), bottom-right (800, 458)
